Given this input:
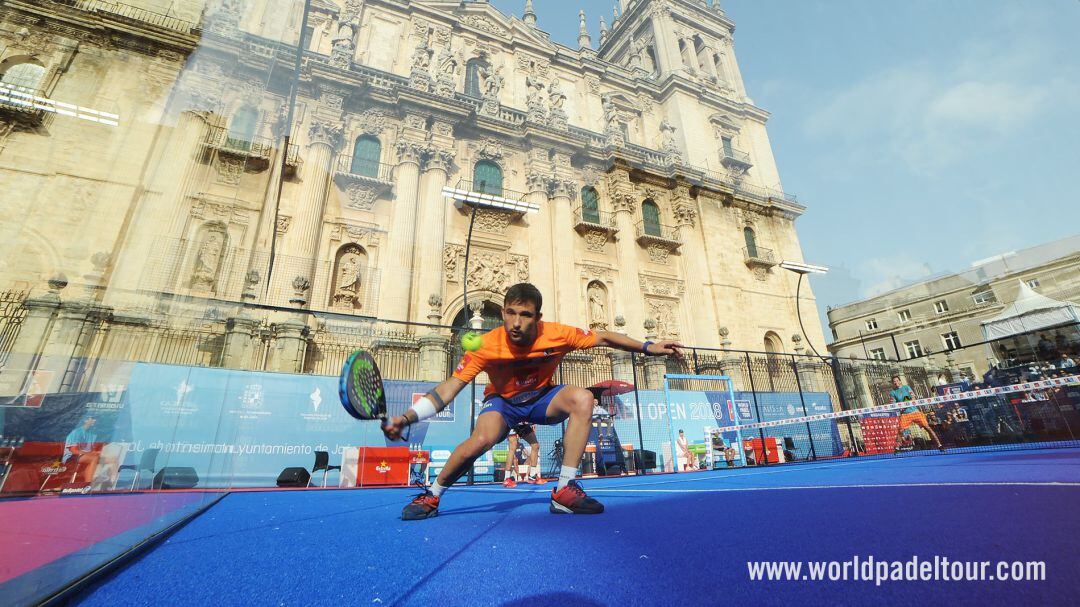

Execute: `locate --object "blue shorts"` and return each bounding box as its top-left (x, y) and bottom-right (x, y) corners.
top-left (480, 385), bottom-right (568, 428)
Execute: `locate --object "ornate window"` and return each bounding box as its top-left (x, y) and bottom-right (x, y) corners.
top-left (743, 227), bottom-right (758, 258)
top-left (464, 58), bottom-right (487, 98)
top-left (642, 199), bottom-right (662, 237)
top-left (581, 187), bottom-right (601, 223)
top-left (764, 331), bottom-right (783, 354)
top-left (350, 136), bottom-right (381, 177)
top-left (694, 36), bottom-right (711, 76)
top-left (226, 106), bottom-right (258, 150)
top-left (0, 60), bottom-right (46, 90)
top-left (473, 160), bottom-right (503, 196)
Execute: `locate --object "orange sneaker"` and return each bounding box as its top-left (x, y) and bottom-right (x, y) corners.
top-left (502, 476), bottom-right (517, 488)
top-left (550, 480), bottom-right (604, 514)
top-left (401, 490), bottom-right (439, 520)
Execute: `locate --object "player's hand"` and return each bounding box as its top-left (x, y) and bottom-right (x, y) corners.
top-left (648, 340), bottom-right (684, 358)
top-left (381, 416), bottom-right (407, 441)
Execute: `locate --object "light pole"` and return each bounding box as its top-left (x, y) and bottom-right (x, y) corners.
top-left (779, 260), bottom-right (829, 361)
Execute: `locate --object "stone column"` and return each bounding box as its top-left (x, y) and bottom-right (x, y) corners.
top-left (610, 191), bottom-right (644, 337)
top-left (222, 315), bottom-right (262, 370)
top-left (418, 295), bottom-right (450, 382)
top-left (524, 154), bottom-right (555, 305)
top-left (274, 118), bottom-right (343, 305)
top-left (649, 7), bottom-right (680, 75)
top-left (410, 140), bottom-right (455, 324)
top-left (265, 316), bottom-right (309, 373)
top-left (642, 319), bottom-right (668, 390)
top-left (378, 140), bottom-right (425, 321)
top-left (0, 281), bottom-right (63, 396)
top-left (549, 172), bottom-right (577, 324)
top-left (672, 188), bottom-right (718, 346)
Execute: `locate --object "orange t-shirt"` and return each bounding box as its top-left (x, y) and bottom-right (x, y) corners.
top-left (452, 322), bottom-right (599, 399)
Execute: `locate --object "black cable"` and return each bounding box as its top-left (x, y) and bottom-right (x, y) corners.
top-left (794, 272), bottom-right (829, 363)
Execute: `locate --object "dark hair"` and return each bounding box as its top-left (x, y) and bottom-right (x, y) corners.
top-left (504, 283), bottom-right (542, 313)
top-left (891, 375), bottom-right (901, 381)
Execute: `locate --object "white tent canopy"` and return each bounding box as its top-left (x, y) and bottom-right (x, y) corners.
top-left (981, 281), bottom-right (1080, 341)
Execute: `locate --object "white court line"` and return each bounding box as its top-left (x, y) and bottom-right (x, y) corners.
top-left (455, 481), bottom-right (1080, 495)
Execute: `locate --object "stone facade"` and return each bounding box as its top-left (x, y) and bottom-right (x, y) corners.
top-left (0, 0), bottom-right (825, 382)
top-left (827, 236), bottom-right (1080, 379)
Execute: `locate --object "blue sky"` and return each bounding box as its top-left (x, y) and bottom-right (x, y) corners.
top-left (490, 1), bottom-right (1080, 338)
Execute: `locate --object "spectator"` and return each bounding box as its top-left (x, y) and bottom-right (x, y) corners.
top-left (724, 446), bottom-right (736, 468)
top-left (1057, 353), bottom-right (1076, 370)
top-left (63, 416), bottom-right (100, 483)
top-left (1038, 334), bottom-right (1054, 357)
top-left (676, 429), bottom-right (695, 471)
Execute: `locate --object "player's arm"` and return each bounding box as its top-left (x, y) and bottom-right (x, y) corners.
top-left (382, 377), bottom-right (468, 440)
top-left (593, 330), bottom-right (683, 358)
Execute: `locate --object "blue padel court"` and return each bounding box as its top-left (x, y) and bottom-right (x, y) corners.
top-left (70, 448), bottom-right (1080, 606)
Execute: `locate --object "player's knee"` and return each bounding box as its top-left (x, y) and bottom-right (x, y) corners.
top-left (567, 388), bottom-right (593, 417)
top-left (471, 433), bottom-right (501, 452)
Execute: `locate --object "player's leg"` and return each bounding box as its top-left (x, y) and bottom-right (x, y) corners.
top-left (519, 425), bottom-right (546, 484)
top-left (914, 413), bottom-right (945, 451)
top-left (503, 431), bottom-right (519, 487)
top-left (538, 386), bottom-right (604, 514)
top-left (402, 410), bottom-right (509, 520)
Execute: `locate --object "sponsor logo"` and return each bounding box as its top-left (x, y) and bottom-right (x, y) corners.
top-left (87, 383), bottom-right (126, 411)
top-left (300, 386), bottom-right (331, 422)
top-left (375, 460), bottom-right (392, 474)
top-left (455, 355), bottom-right (471, 374)
top-left (577, 328), bottom-right (591, 336)
top-left (311, 387), bottom-right (322, 412)
top-left (61, 483), bottom-right (92, 495)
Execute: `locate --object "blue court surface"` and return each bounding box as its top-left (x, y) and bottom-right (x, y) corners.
top-left (77, 449), bottom-right (1080, 606)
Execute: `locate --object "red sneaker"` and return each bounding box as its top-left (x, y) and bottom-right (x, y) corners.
top-left (503, 477), bottom-right (517, 488)
top-left (401, 490), bottom-right (440, 520)
top-left (550, 480), bottom-right (604, 514)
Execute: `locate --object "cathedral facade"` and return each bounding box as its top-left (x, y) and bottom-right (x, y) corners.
top-left (0, 0), bottom-right (825, 384)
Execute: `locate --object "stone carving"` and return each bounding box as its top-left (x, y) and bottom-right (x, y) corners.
top-left (475, 138), bottom-right (505, 161)
top-left (308, 120), bottom-right (344, 150)
top-left (584, 230), bottom-right (609, 252)
top-left (525, 75), bottom-right (547, 123)
top-left (190, 226), bottom-right (226, 290)
top-left (547, 78), bottom-right (568, 129)
top-left (433, 26), bottom-right (452, 47)
top-left (602, 94), bottom-right (623, 145)
top-left (354, 109), bottom-right (388, 135)
top-left (206, 0), bottom-right (242, 35)
top-left (581, 165), bottom-right (602, 187)
top-left (659, 120), bottom-right (683, 164)
top-left (639, 274), bottom-right (686, 297)
top-left (479, 65), bottom-right (504, 115)
top-left (345, 183), bottom-right (379, 210)
top-left (584, 75), bottom-right (601, 94)
top-left (276, 215), bottom-right (291, 235)
top-left (411, 19), bottom-right (429, 38)
top-left (578, 263), bottom-right (614, 283)
top-left (426, 147), bottom-right (456, 173)
top-left (587, 282), bottom-right (609, 330)
top-left (290, 276), bottom-right (311, 306)
top-left (443, 246), bottom-right (528, 292)
top-left (434, 47), bottom-right (460, 97)
top-left (330, 22), bottom-right (355, 69)
top-left (512, 255), bottom-right (529, 281)
top-left (465, 15), bottom-right (509, 37)
top-left (395, 140), bottom-right (426, 165)
top-left (647, 298), bottom-right (680, 339)
top-left (673, 202), bottom-right (698, 228)
top-left (443, 244), bottom-right (465, 280)
top-left (215, 157), bottom-right (244, 185)
top-left (331, 245), bottom-right (366, 310)
top-left (410, 40), bottom-right (433, 92)
top-left (473, 208), bottom-right (513, 233)
top-left (330, 223), bottom-right (381, 246)
top-left (611, 193), bottom-right (636, 215)
top-left (647, 244), bottom-right (670, 263)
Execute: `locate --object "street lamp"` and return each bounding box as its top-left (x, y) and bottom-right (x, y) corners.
top-left (780, 260), bottom-right (829, 360)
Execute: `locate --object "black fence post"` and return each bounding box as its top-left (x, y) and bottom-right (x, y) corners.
top-left (790, 354), bottom-right (817, 461)
top-left (830, 356), bottom-right (859, 454)
top-left (744, 352), bottom-right (768, 467)
top-left (631, 354), bottom-right (645, 455)
top-left (467, 381), bottom-right (476, 485)
top-left (692, 348), bottom-right (701, 374)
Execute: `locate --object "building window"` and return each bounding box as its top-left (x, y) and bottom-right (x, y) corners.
top-left (721, 136), bottom-right (734, 157)
top-left (581, 187), bottom-right (600, 223)
top-left (1027, 278), bottom-right (1040, 289)
top-left (869, 348), bottom-right (887, 361)
top-left (350, 136), bottom-right (381, 177)
top-left (645, 46), bottom-right (659, 76)
top-left (642, 199), bottom-right (662, 236)
top-left (897, 309), bottom-right (911, 323)
top-left (904, 340), bottom-right (923, 359)
top-left (226, 106), bottom-right (259, 150)
top-left (942, 331), bottom-right (962, 351)
top-left (619, 121), bottom-right (630, 142)
top-left (464, 58), bottom-right (486, 98)
top-left (934, 300), bottom-right (949, 314)
top-left (0, 61), bottom-right (47, 91)
top-left (865, 319), bottom-right (878, 331)
top-left (972, 291), bottom-right (996, 305)
top-left (473, 160), bottom-right (503, 196)
top-left (743, 227), bottom-right (758, 258)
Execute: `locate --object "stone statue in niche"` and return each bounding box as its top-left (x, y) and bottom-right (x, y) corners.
top-left (331, 246), bottom-right (366, 309)
top-left (190, 228), bottom-right (225, 290)
top-left (587, 282), bottom-right (608, 330)
top-left (526, 75), bottom-right (547, 123)
top-left (548, 78), bottom-right (568, 129)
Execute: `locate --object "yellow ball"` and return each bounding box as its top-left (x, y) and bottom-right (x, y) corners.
top-left (461, 331), bottom-right (483, 352)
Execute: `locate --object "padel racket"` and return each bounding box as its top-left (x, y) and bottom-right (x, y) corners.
top-left (338, 349), bottom-right (387, 421)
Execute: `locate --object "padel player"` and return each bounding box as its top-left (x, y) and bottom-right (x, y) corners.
top-left (502, 422), bottom-right (546, 487)
top-left (382, 283), bottom-right (682, 519)
top-left (889, 375), bottom-right (945, 452)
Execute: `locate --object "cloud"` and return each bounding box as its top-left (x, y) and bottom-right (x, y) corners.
top-left (801, 20), bottom-right (1075, 176)
top-left (855, 255), bottom-right (935, 299)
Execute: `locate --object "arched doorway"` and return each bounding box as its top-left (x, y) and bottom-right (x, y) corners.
top-left (452, 300), bottom-right (503, 331)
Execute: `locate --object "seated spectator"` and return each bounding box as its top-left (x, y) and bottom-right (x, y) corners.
top-left (1057, 353), bottom-right (1076, 370)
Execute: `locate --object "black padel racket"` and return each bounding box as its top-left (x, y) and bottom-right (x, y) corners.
top-left (338, 350), bottom-right (387, 421)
